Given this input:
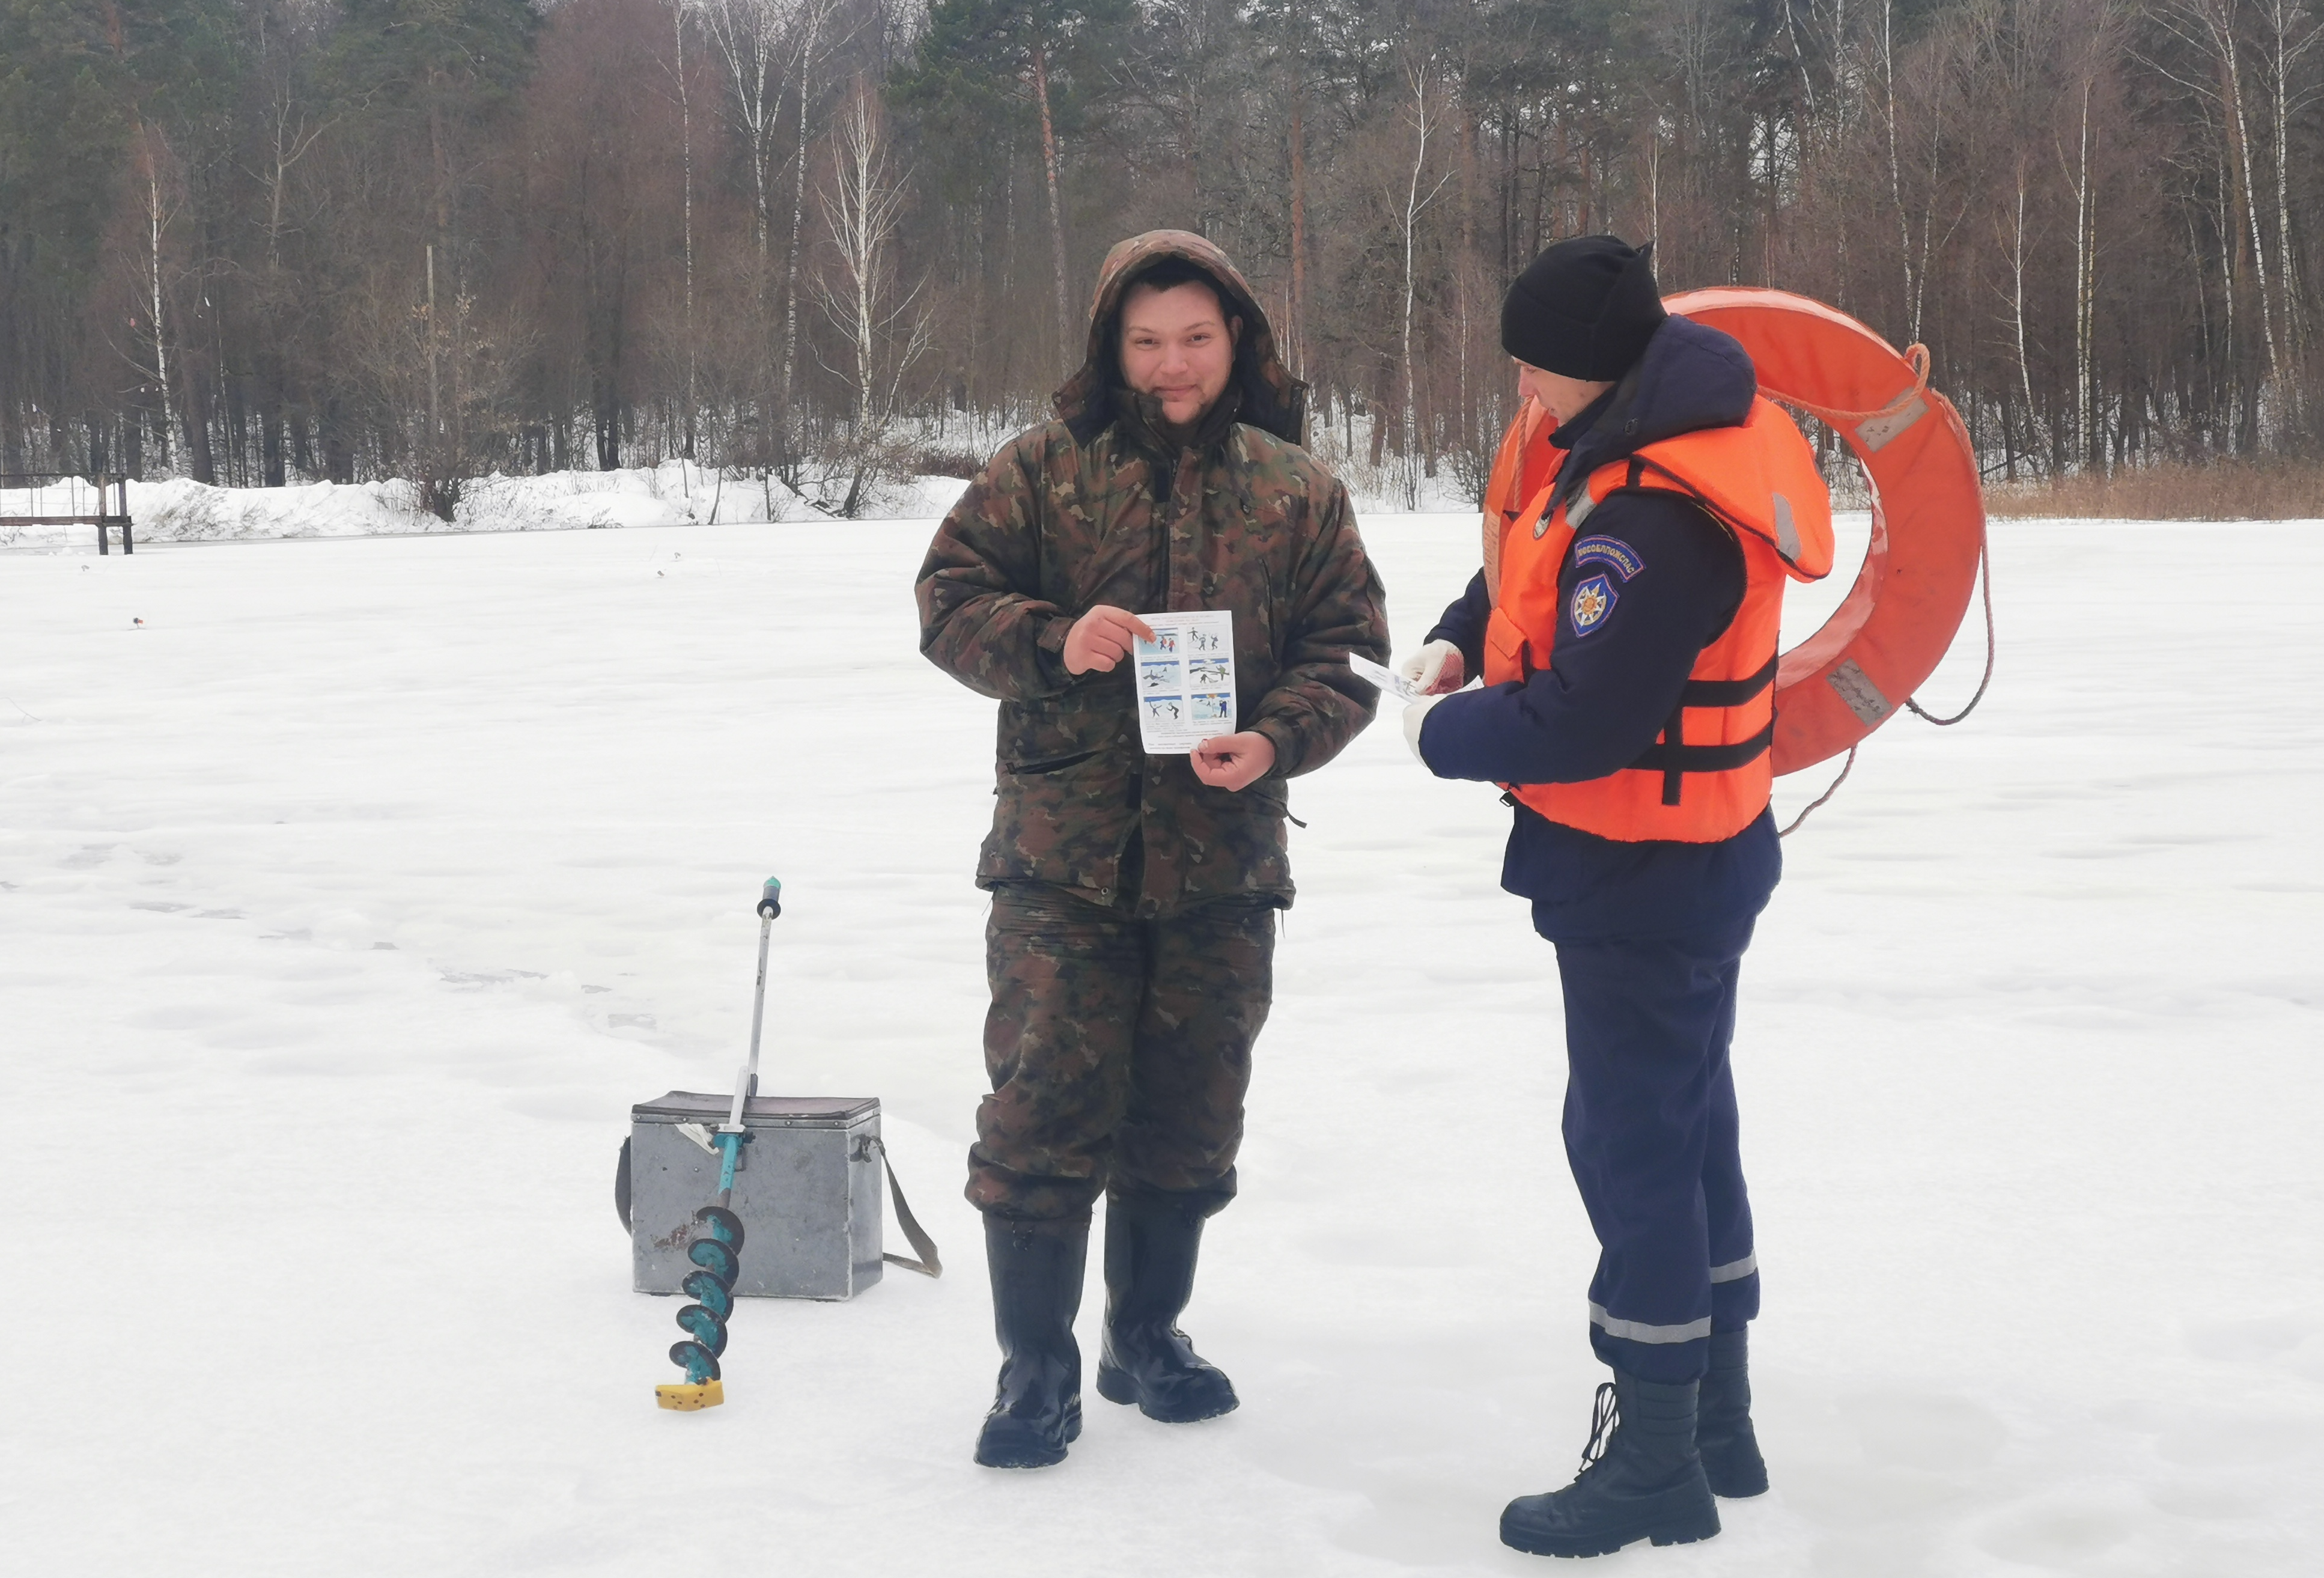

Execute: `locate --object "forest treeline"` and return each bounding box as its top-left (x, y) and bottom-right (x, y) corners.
top-left (2, 0), bottom-right (2319, 511)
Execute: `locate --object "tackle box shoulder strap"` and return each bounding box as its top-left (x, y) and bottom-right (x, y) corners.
top-left (865, 1136), bottom-right (943, 1278)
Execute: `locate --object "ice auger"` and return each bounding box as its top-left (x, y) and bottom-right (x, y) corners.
top-left (654, 877), bottom-right (782, 1412)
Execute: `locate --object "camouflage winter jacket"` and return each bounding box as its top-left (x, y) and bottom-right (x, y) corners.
top-left (916, 231), bottom-right (1390, 916)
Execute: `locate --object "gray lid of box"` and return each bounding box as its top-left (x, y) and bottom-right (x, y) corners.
top-left (632, 1091), bottom-right (878, 1127)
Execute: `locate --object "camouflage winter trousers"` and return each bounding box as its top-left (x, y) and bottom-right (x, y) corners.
top-left (967, 882), bottom-right (1277, 1222)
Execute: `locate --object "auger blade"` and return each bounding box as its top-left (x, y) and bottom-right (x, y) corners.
top-left (669, 1340), bottom-right (722, 1383)
top-left (686, 1237), bottom-right (741, 1284)
top-left (680, 1269), bottom-right (734, 1320)
top-left (675, 1304), bottom-right (728, 1354)
top-left (693, 1205), bottom-right (746, 1248)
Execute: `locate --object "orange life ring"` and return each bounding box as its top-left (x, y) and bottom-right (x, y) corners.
top-left (1661, 288), bottom-right (1985, 776)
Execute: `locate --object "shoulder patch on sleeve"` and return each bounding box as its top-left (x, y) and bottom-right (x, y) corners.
top-left (1568, 573), bottom-right (1619, 638)
top-left (1571, 535), bottom-right (1645, 580)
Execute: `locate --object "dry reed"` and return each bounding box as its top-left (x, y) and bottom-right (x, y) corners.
top-left (1983, 458), bottom-right (2324, 520)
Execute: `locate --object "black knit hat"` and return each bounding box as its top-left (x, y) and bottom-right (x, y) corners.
top-left (1500, 236), bottom-right (1667, 380)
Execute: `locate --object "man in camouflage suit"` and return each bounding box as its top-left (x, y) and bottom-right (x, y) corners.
top-left (916, 231), bottom-right (1389, 1469)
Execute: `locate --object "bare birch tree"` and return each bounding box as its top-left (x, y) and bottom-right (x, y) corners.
top-left (2158, 0), bottom-right (2285, 398)
top-left (133, 127), bottom-right (180, 474)
top-left (1029, 28), bottom-right (1071, 355)
top-left (817, 76), bottom-right (924, 429)
top-left (668, 0), bottom-right (701, 455)
top-left (780, 0), bottom-right (842, 442)
top-left (1397, 57), bottom-right (1452, 503)
top-left (698, 0), bottom-right (789, 263)
top-left (2260, 0), bottom-right (2321, 371)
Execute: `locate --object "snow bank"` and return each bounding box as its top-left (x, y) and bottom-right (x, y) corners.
top-left (3, 451), bottom-right (1476, 553)
top-left (1, 463), bottom-right (975, 549)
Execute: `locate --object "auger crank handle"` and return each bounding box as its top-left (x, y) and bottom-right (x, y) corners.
top-left (757, 877), bottom-right (782, 920)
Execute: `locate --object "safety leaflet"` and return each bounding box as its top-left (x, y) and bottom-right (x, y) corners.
top-left (1346, 651), bottom-right (1428, 703)
top-left (1133, 610), bottom-right (1235, 754)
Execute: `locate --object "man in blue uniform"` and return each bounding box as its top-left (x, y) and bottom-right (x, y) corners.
top-left (1403, 236), bottom-right (1829, 1558)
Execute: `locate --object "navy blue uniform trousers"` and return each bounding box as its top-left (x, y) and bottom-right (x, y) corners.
top-left (1555, 918), bottom-right (1761, 1383)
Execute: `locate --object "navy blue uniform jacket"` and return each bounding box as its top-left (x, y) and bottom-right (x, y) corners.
top-left (1418, 316), bottom-right (1783, 941)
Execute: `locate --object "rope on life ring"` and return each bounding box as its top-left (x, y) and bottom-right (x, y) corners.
top-left (1662, 287), bottom-right (1990, 793)
top-left (1773, 341), bottom-right (1932, 430)
top-left (1762, 335), bottom-right (1997, 742)
top-left (1902, 520), bottom-right (1994, 727)
top-left (1775, 362), bottom-right (1998, 841)
top-left (1777, 745), bottom-right (1855, 837)
top-left (1777, 531), bottom-right (1992, 836)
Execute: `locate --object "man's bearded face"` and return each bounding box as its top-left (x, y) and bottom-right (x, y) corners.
top-left (1121, 281), bottom-right (1240, 429)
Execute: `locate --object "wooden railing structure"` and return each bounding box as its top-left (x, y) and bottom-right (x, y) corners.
top-left (0, 475), bottom-right (134, 552)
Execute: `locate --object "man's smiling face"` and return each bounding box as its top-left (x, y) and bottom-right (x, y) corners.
top-left (1120, 279), bottom-right (1240, 430)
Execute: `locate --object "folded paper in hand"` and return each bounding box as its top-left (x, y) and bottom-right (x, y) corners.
top-left (1346, 651), bottom-right (1428, 704)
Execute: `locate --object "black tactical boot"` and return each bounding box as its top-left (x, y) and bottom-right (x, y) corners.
top-left (1697, 1329), bottom-right (1768, 1497)
top-left (973, 1213), bottom-right (1087, 1469)
top-left (1093, 1188), bottom-right (1239, 1424)
top-left (1499, 1371), bottom-right (1721, 1558)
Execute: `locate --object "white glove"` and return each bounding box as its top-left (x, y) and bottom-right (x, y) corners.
top-left (1398, 638), bottom-right (1465, 695)
top-left (1402, 693), bottom-right (1447, 765)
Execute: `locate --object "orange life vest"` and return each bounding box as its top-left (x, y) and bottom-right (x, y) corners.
top-left (1480, 395), bottom-right (1836, 844)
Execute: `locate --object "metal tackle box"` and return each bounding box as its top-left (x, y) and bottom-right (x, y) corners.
top-left (622, 1091), bottom-right (886, 1301)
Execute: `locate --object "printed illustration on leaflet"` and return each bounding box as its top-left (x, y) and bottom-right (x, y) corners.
top-left (1133, 611), bottom-right (1235, 753)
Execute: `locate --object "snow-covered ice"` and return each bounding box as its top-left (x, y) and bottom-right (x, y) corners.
top-left (2, 510), bottom-right (2318, 1576)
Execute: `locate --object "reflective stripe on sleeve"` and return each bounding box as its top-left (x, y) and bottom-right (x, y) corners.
top-left (1709, 1254), bottom-right (1758, 1284)
top-left (1589, 1303), bottom-right (1712, 1344)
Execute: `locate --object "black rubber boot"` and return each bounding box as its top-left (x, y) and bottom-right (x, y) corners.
top-left (973, 1213), bottom-right (1087, 1469)
top-left (1500, 1371), bottom-right (1722, 1558)
top-left (1093, 1188), bottom-right (1239, 1424)
top-left (1697, 1329), bottom-right (1768, 1497)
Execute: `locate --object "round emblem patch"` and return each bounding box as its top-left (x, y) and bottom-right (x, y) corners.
top-left (1569, 573), bottom-right (1618, 636)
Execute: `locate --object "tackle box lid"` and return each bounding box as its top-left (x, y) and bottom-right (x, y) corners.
top-left (632, 1091), bottom-right (879, 1128)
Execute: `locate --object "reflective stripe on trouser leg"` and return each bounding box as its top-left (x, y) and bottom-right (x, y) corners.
top-left (1589, 1305), bottom-right (1711, 1344)
top-left (1555, 919), bottom-right (1757, 1384)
